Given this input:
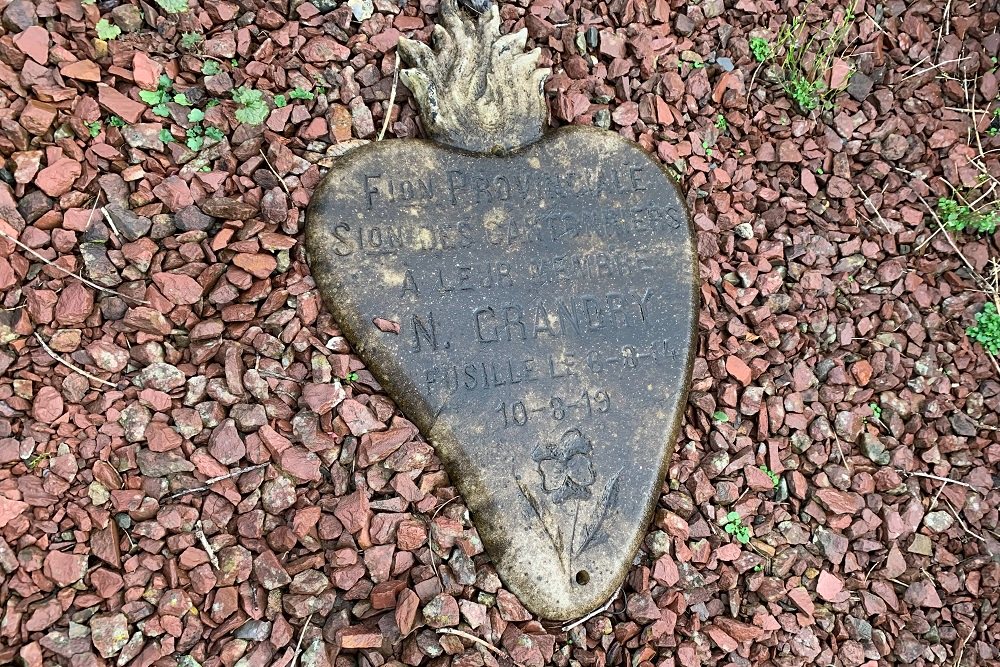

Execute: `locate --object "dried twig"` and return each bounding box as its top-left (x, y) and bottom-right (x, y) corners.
top-left (101, 206), bottom-right (121, 240)
top-left (167, 463), bottom-right (269, 499)
top-left (899, 56), bottom-right (968, 82)
top-left (257, 369), bottom-right (302, 383)
top-left (916, 192), bottom-right (998, 299)
top-left (436, 628), bottom-right (509, 658)
top-left (0, 227), bottom-right (147, 303)
top-left (194, 520), bottom-right (219, 568)
top-left (378, 51), bottom-right (401, 142)
top-left (832, 435), bottom-right (851, 472)
top-left (289, 613), bottom-right (313, 667)
top-left (901, 470), bottom-right (980, 492)
top-left (945, 499), bottom-right (986, 542)
top-left (954, 627), bottom-right (975, 667)
top-left (86, 191), bottom-right (103, 230)
top-left (34, 333), bottom-right (118, 388)
top-left (746, 62), bottom-right (765, 104)
top-left (856, 184), bottom-right (890, 233)
top-left (562, 586), bottom-right (622, 632)
top-left (259, 149), bottom-right (291, 196)
top-left (429, 496), bottom-right (461, 588)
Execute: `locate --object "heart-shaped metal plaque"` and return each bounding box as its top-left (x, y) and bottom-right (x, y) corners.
top-left (306, 1), bottom-right (696, 621)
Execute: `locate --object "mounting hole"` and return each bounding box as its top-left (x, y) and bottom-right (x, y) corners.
top-left (575, 570), bottom-right (590, 586)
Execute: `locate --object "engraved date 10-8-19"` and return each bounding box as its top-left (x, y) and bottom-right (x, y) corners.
top-left (496, 389), bottom-right (611, 428)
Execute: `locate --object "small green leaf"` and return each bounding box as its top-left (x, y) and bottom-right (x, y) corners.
top-left (187, 108), bottom-right (205, 123)
top-left (206, 99), bottom-right (221, 108)
top-left (96, 19), bottom-right (121, 41)
top-left (199, 165), bottom-right (211, 172)
top-left (235, 102), bottom-right (268, 125)
top-left (85, 121), bottom-right (102, 137)
top-left (173, 93), bottom-right (192, 106)
top-left (108, 116), bottom-right (125, 128)
top-left (201, 60), bottom-right (221, 75)
top-left (749, 36), bottom-right (772, 62)
top-left (288, 87), bottom-right (315, 100)
top-left (151, 104), bottom-right (170, 117)
top-left (155, 0), bottom-right (189, 13)
top-left (726, 511), bottom-right (740, 523)
top-left (712, 411), bottom-right (729, 422)
top-left (204, 127), bottom-right (224, 141)
top-left (186, 135), bottom-right (205, 151)
top-left (139, 89), bottom-right (164, 105)
top-left (180, 32), bottom-right (203, 49)
top-left (274, 94), bottom-right (287, 108)
top-left (159, 128), bottom-right (173, 143)
top-left (724, 524), bottom-right (735, 534)
top-left (231, 86), bottom-right (263, 106)
top-left (158, 74), bottom-right (173, 90)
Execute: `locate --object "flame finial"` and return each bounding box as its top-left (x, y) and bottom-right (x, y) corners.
top-left (398, 0), bottom-right (550, 153)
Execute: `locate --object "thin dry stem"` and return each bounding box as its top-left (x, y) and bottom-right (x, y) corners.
top-left (916, 192), bottom-right (999, 301)
top-left (436, 628), bottom-right (509, 658)
top-left (0, 228), bottom-right (147, 303)
top-left (259, 149), bottom-right (291, 196)
top-left (100, 207), bottom-right (121, 240)
top-left (856, 185), bottom-right (890, 233)
top-left (934, 0), bottom-right (952, 61)
top-left (289, 613), bottom-right (314, 667)
top-left (901, 470), bottom-right (981, 492)
top-left (167, 463), bottom-right (269, 499)
top-left (378, 51), bottom-right (401, 142)
top-left (900, 56), bottom-right (969, 81)
top-left (562, 587), bottom-right (622, 632)
top-left (832, 435), bottom-right (851, 472)
top-left (954, 627), bottom-right (975, 667)
top-left (194, 520), bottom-right (220, 569)
top-left (34, 333), bottom-right (118, 388)
top-left (945, 499), bottom-right (986, 542)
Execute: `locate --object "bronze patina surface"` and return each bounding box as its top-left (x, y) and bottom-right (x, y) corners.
top-left (306, 0), bottom-right (697, 620)
top-left (306, 126), bottom-right (697, 619)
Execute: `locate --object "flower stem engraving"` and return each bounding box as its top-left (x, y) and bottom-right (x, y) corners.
top-left (515, 473), bottom-right (566, 572)
top-left (575, 466), bottom-right (623, 557)
top-left (515, 429), bottom-right (623, 568)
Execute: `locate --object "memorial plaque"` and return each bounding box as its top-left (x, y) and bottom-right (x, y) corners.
top-left (306, 0), bottom-right (697, 620)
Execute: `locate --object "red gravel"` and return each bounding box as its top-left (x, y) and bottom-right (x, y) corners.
top-left (1, 1), bottom-right (999, 666)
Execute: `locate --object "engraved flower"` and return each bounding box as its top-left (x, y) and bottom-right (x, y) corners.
top-left (532, 429), bottom-right (596, 504)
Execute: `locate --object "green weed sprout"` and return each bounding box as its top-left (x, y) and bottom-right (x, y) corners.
top-left (938, 197), bottom-right (999, 235)
top-left (139, 75), bottom-right (173, 117)
top-left (96, 19), bottom-right (121, 41)
top-left (232, 87), bottom-right (268, 125)
top-left (968, 302), bottom-right (1000, 355)
top-left (774, 0), bottom-right (857, 113)
top-left (750, 36), bottom-right (772, 62)
top-left (180, 32), bottom-right (203, 49)
top-left (759, 466), bottom-right (780, 488)
top-left (724, 512), bottom-right (752, 544)
top-left (156, 0), bottom-right (189, 13)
